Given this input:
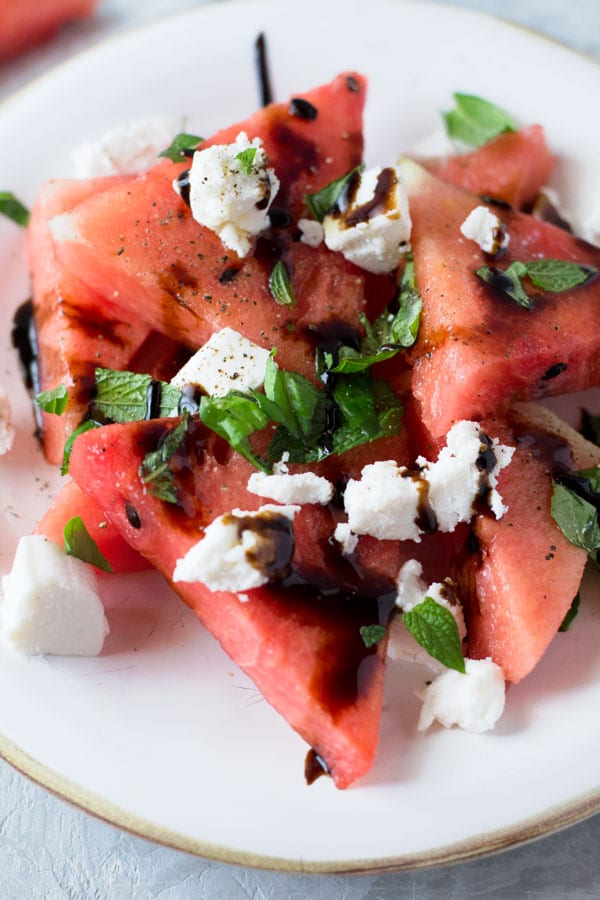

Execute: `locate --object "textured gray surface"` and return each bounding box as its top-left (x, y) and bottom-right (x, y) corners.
top-left (2, 0), bottom-right (600, 897)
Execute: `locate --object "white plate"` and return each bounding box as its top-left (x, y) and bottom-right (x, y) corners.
top-left (1, 0), bottom-right (600, 873)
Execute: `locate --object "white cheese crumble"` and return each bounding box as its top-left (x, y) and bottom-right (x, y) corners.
top-left (170, 327), bottom-right (270, 397)
top-left (417, 657), bottom-right (506, 734)
top-left (172, 504), bottom-right (299, 593)
top-left (333, 522), bottom-right (358, 556)
top-left (179, 131), bottom-right (280, 257)
top-left (322, 165), bottom-right (411, 274)
top-left (298, 218), bottom-right (324, 247)
top-left (343, 460), bottom-right (423, 542)
top-left (388, 559), bottom-right (466, 672)
top-left (0, 387), bottom-right (15, 455)
top-left (1, 535), bottom-right (109, 656)
top-left (460, 205), bottom-right (509, 255)
top-left (247, 470), bottom-right (334, 505)
top-left (70, 116), bottom-right (178, 177)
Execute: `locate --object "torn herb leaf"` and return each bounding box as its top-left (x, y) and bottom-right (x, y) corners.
top-left (551, 477), bottom-right (600, 554)
top-left (304, 164), bottom-right (364, 222)
top-left (36, 385), bottom-right (68, 415)
top-left (360, 624), bottom-right (387, 648)
top-left (63, 516), bottom-right (113, 573)
top-left (330, 374), bottom-right (402, 458)
top-left (199, 392), bottom-right (270, 472)
top-left (476, 261), bottom-right (531, 308)
top-left (0, 191), bottom-right (30, 227)
top-left (61, 420), bottom-right (100, 476)
top-left (139, 414), bottom-right (191, 503)
top-left (524, 259), bottom-right (597, 292)
top-left (158, 133), bottom-right (203, 161)
top-left (268, 260), bottom-right (296, 307)
top-left (559, 593), bottom-right (581, 633)
top-left (236, 146), bottom-right (258, 174)
top-left (402, 597), bottom-right (466, 673)
top-left (442, 93), bottom-right (518, 147)
top-left (90, 368), bottom-right (182, 424)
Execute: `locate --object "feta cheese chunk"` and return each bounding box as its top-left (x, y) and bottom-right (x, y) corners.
top-left (298, 218), bottom-right (324, 247)
top-left (417, 657), bottom-right (506, 733)
top-left (322, 165), bottom-right (411, 274)
top-left (247, 470), bottom-right (334, 505)
top-left (0, 387), bottom-right (15, 455)
top-left (417, 420), bottom-right (514, 532)
top-left (333, 522), bottom-right (358, 556)
top-left (388, 559), bottom-right (466, 672)
top-left (344, 460), bottom-right (422, 542)
top-left (71, 116), bottom-right (178, 177)
top-left (460, 205), bottom-right (509, 255)
top-left (170, 328), bottom-right (270, 397)
top-left (1, 535), bottom-right (109, 656)
top-left (181, 131), bottom-right (280, 257)
top-left (173, 504), bottom-right (299, 593)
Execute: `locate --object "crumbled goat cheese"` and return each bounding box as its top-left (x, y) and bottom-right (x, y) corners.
top-left (179, 131), bottom-right (280, 257)
top-left (416, 420), bottom-right (514, 532)
top-left (170, 327), bottom-right (270, 397)
top-left (71, 116), bottom-right (178, 177)
top-left (0, 388), bottom-right (15, 455)
top-left (388, 559), bottom-right (466, 672)
top-left (417, 657), bottom-right (506, 733)
top-left (460, 205), bottom-right (509, 255)
top-left (344, 421), bottom-right (514, 541)
top-left (1, 535), bottom-right (109, 656)
top-left (333, 522), bottom-right (359, 556)
top-left (173, 504), bottom-right (299, 593)
top-left (322, 165), bottom-right (411, 273)
top-left (343, 460), bottom-right (423, 541)
top-left (298, 218), bottom-right (324, 247)
top-left (247, 470), bottom-right (334, 505)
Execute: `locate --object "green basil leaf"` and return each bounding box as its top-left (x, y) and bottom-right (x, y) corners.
top-left (304, 164), bottom-right (364, 222)
top-left (268, 260), bottom-right (296, 307)
top-left (199, 393), bottom-right (270, 472)
top-left (0, 191), bottom-right (30, 227)
top-left (476, 261), bottom-right (531, 309)
top-left (236, 146), bottom-right (258, 174)
top-left (331, 373), bottom-right (403, 457)
top-left (158, 133), bottom-right (203, 162)
top-left (61, 420), bottom-right (100, 476)
top-left (392, 256), bottom-right (423, 347)
top-left (63, 516), bottom-right (113, 573)
top-left (36, 385), bottom-right (68, 415)
top-left (442, 93), bottom-right (518, 147)
top-left (524, 259), bottom-right (597, 292)
top-left (402, 597), bottom-right (466, 673)
top-left (360, 624), bottom-right (387, 648)
top-left (559, 593), bottom-right (581, 633)
top-left (139, 414), bottom-right (191, 503)
top-left (90, 368), bottom-right (183, 424)
top-left (551, 481), bottom-right (600, 553)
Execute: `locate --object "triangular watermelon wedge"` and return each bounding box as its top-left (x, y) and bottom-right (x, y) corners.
top-left (48, 74), bottom-right (369, 379)
top-left (68, 417), bottom-right (393, 788)
top-left (399, 158), bottom-right (600, 438)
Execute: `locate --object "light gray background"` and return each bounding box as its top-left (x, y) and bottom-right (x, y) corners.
top-left (1, 1), bottom-right (600, 897)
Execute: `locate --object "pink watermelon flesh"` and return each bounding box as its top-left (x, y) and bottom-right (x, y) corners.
top-left (400, 160), bottom-right (600, 438)
top-left (423, 125), bottom-right (555, 209)
top-left (34, 479), bottom-right (150, 573)
top-left (68, 417), bottom-right (400, 788)
top-left (49, 74), bottom-right (368, 378)
top-left (27, 177), bottom-right (153, 464)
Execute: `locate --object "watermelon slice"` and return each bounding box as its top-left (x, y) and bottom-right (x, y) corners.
top-left (68, 417), bottom-right (397, 788)
top-left (461, 405), bottom-right (600, 683)
top-left (423, 125), bottom-right (555, 209)
top-left (0, 0), bottom-right (98, 60)
top-left (33, 479), bottom-right (150, 574)
top-left (400, 158), bottom-right (600, 438)
top-left (48, 74), bottom-right (369, 378)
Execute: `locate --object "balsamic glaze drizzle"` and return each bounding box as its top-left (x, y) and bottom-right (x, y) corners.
top-left (255, 32), bottom-right (273, 107)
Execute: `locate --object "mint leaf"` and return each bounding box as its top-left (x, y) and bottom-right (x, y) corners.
top-left (330, 374), bottom-right (402, 457)
top-left (139, 414), bottom-right (191, 503)
top-left (304, 165), bottom-right (364, 222)
top-left (391, 256), bottom-right (423, 348)
top-left (476, 261), bottom-right (531, 309)
top-left (0, 191), bottom-right (30, 227)
top-left (551, 477), bottom-right (600, 553)
top-left (360, 624), bottom-right (387, 648)
top-left (63, 516), bottom-right (113, 573)
top-left (61, 420), bottom-right (100, 475)
top-left (199, 392), bottom-right (270, 472)
top-left (90, 368), bottom-right (183, 424)
top-left (559, 593), bottom-right (580, 633)
top-left (268, 260), bottom-right (296, 307)
top-left (158, 133), bottom-right (202, 162)
top-left (36, 385), bottom-right (68, 415)
top-left (236, 146), bottom-right (258, 174)
top-left (402, 597), bottom-right (466, 673)
top-left (443, 93), bottom-right (518, 147)
top-left (525, 259), bottom-right (597, 292)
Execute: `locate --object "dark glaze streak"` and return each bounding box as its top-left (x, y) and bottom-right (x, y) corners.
top-left (11, 299), bottom-right (38, 391)
top-left (255, 32), bottom-right (273, 107)
top-left (343, 168), bottom-right (398, 227)
top-left (158, 262), bottom-right (199, 313)
top-left (289, 98), bottom-right (318, 121)
top-left (218, 266), bottom-right (241, 285)
top-left (223, 510), bottom-right (295, 581)
top-left (479, 195), bottom-right (512, 211)
top-left (476, 432), bottom-right (497, 473)
top-left (268, 122), bottom-right (319, 206)
top-left (174, 169), bottom-right (191, 207)
top-left (144, 380), bottom-right (163, 420)
top-left (305, 749), bottom-right (330, 785)
top-left (542, 362), bottom-right (568, 381)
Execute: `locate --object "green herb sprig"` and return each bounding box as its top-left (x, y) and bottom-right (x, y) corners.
top-left (443, 93), bottom-right (518, 147)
